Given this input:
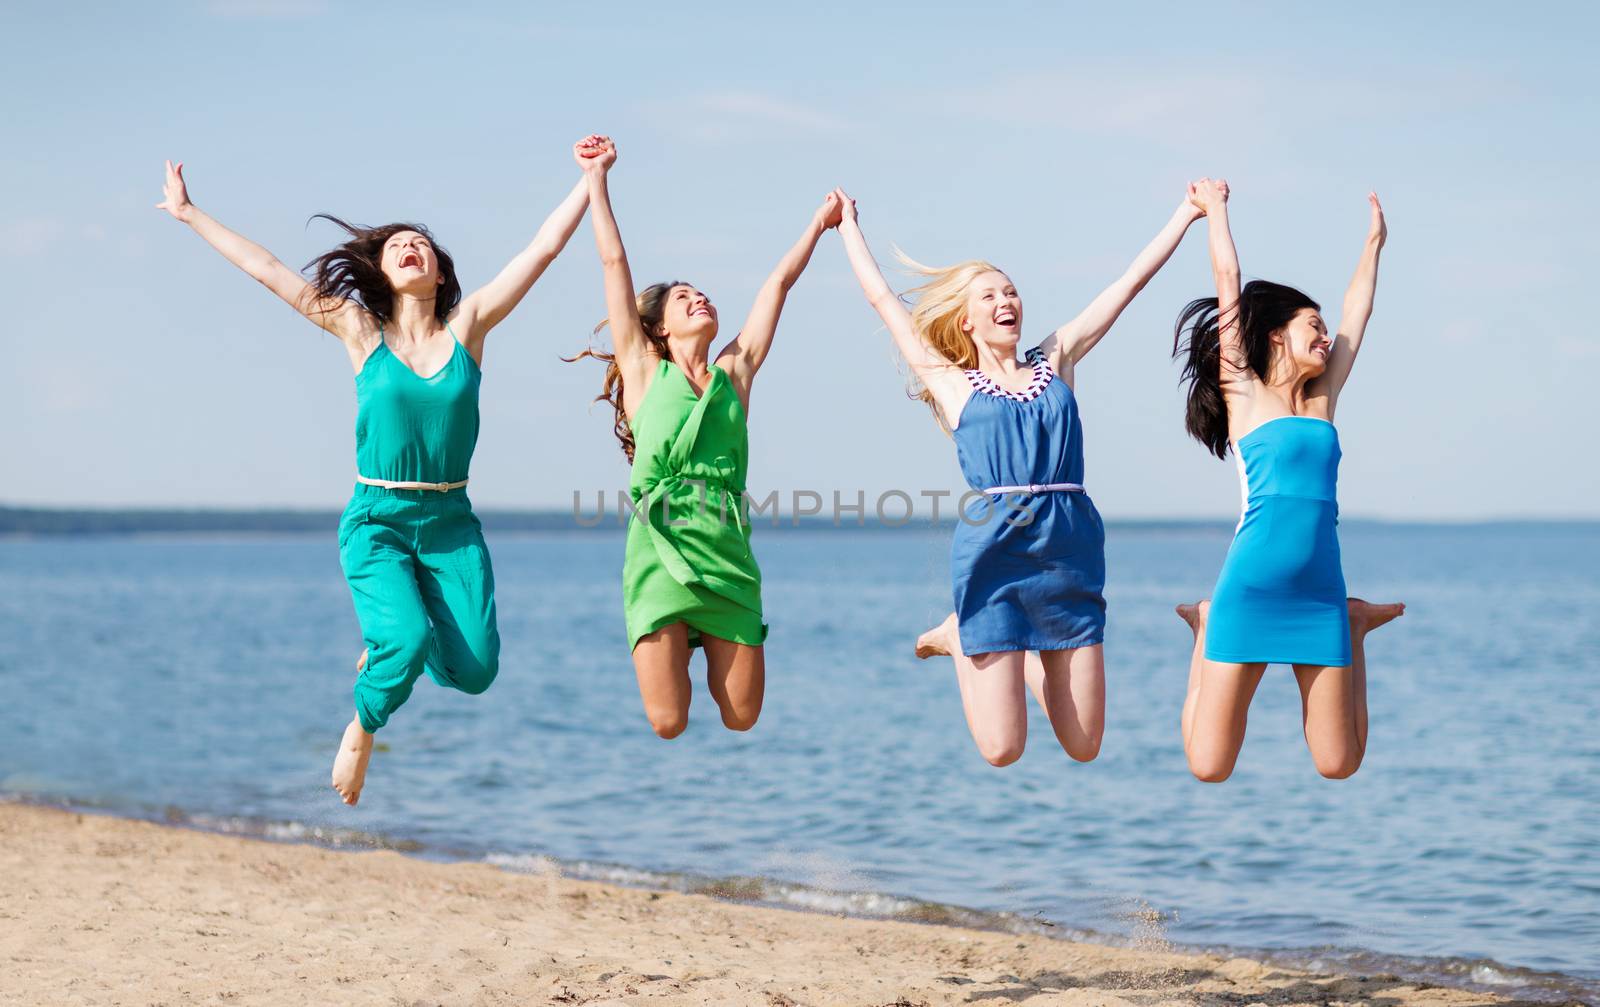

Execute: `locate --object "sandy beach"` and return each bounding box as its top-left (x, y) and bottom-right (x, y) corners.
top-left (0, 802), bottom-right (1518, 1007)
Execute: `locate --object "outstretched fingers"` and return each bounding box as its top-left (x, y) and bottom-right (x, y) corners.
top-left (156, 159), bottom-right (191, 217)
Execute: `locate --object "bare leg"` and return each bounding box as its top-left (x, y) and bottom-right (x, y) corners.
top-left (1176, 602), bottom-right (1207, 750)
top-left (951, 648), bottom-right (1029, 766)
top-left (1174, 601), bottom-right (1264, 782)
top-left (1026, 645), bottom-right (1105, 762)
top-left (632, 623), bottom-right (693, 739)
top-left (702, 635), bottom-right (765, 732)
top-left (1293, 598), bottom-right (1405, 779)
top-left (330, 718), bottom-right (374, 805)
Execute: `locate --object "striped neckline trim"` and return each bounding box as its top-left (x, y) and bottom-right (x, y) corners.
top-left (964, 347), bottom-right (1054, 403)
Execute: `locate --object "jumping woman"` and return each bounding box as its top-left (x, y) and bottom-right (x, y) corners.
top-left (156, 156), bottom-right (590, 804)
top-left (570, 136), bottom-right (841, 738)
top-left (836, 184), bottom-right (1205, 766)
top-left (1173, 178), bottom-right (1403, 783)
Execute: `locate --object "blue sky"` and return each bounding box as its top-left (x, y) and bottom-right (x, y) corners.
top-left (3, 1), bottom-right (1594, 518)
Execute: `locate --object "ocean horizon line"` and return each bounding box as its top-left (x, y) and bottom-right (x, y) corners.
top-left (2, 504), bottom-right (1598, 536)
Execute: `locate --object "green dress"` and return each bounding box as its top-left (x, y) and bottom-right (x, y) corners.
top-left (623, 359), bottom-right (766, 650)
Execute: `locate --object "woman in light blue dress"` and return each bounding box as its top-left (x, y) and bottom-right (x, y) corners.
top-left (1172, 178), bottom-right (1404, 783)
top-left (836, 184), bottom-right (1206, 767)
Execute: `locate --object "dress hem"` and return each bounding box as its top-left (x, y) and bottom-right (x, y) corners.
top-left (958, 630), bottom-right (1105, 656)
top-left (628, 617), bottom-right (768, 652)
top-left (1202, 648), bottom-right (1352, 668)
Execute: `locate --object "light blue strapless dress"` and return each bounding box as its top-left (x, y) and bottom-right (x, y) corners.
top-left (1205, 416), bottom-right (1351, 667)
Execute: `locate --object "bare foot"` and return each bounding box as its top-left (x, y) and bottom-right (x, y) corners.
top-left (1175, 599), bottom-right (1209, 635)
top-left (331, 718), bottom-right (374, 806)
top-left (914, 613), bottom-right (960, 659)
top-left (1348, 597), bottom-right (1405, 634)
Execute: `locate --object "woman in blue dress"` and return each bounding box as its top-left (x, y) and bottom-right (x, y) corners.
top-left (835, 184), bottom-right (1206, 766)
top-left (1172, 178), bottom-right (1404, 783)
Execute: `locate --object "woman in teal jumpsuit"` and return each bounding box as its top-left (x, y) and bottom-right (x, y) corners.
top-left (156, 150), bottom-right (592, 804)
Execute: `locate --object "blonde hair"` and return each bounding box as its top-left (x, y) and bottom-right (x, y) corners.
top-left (894, 249), bottom-right (1007, 430)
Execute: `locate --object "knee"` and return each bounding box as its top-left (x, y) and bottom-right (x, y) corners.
top-left (647, 708), bottom-right (689, 740)
top-left (454, 651), bottom-right (499, 695)
top-left (718, 698), bottom-right (762, 733)
top-left (1188, 753), bottom-right (1236, 783)
top-left (977, 735), bottom-right (1025, 767)
top-left (1067, 732), bottom-right (1104, 763)
top-left (1314, 750), bottom-right (1363, 780)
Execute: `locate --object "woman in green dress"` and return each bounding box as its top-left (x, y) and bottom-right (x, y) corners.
top-left (571, 136), bottom-right (841, 738)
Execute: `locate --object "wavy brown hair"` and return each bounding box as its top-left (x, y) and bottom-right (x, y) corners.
top-left (566, 281), bottom-right (685, 462)
top-left (302, 216), bottom-right (462, 325)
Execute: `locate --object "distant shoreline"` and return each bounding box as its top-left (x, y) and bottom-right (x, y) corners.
top-left (2, 505), bottom-right (1596, 537)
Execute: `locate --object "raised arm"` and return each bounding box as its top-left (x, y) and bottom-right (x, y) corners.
top-left (1192, 178), bottom-right (1246, 373)
top-left (833, 188), bottom-right (962, 384)
top-left (1312, 193), bottom-right (1386, 411)
top-left (576, 137), bottom-right (656, 396)
top-left (155, 160), bottom-right (365, 344)
top-left (452, 175), bottom-right (590, 358)
top-left (715, 193), bottom-right (842, 393)
top-left (1039, 189), bottom-right (1205, 371)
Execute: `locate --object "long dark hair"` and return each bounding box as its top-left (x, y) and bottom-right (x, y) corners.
top-left (302, 216), bottom-right (462, 325)
top-left (1172, 279), bottom-right (1320, 459)
top-left (565, 281), bottom-right (684, 462)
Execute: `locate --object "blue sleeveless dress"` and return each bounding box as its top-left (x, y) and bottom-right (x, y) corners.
top-left (1204, 416), bottom-right (1350, 667)
top-left (950, 347), bottom-right (1107, 655)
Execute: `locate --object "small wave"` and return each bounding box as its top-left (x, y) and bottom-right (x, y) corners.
top-left (180, 810), bottom-right (424, 853)
top-left (1250, 946), bottom-right (1595, 1004)
top-left (486, 850), bottom-right (1105, 941)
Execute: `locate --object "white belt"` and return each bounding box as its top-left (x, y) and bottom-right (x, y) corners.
top-left (982, 482), bottom-right (1084, 495)
top-left (356, 475), bottom-right (468, 493)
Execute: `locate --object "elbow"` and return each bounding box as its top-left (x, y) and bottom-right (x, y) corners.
top-left (526, 237), bottom-right (559, 262)
top-left (866, 289), bottom-right (899, 311)
top-left (250, 256), bottom-right (285, 286)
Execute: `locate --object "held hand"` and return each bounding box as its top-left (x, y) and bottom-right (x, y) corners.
top-left (574, 134), bottom-right (616, 175)
top-left (1190, 176), bottom-right (1230, 213)
top-left (813, 191), bottom-right (844, 231)
top-left (1366, 191), bottom-right (1386, 246)
top-left (1185, 179), bottom-right (1209, 217)
top-left (155, 160), bottom-right (194, 221)
top-left (831, 186), bottom-right (858, 226)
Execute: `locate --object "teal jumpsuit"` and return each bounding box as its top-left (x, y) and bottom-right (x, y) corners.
top-left (337, 327), bottom-right (499, 733)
